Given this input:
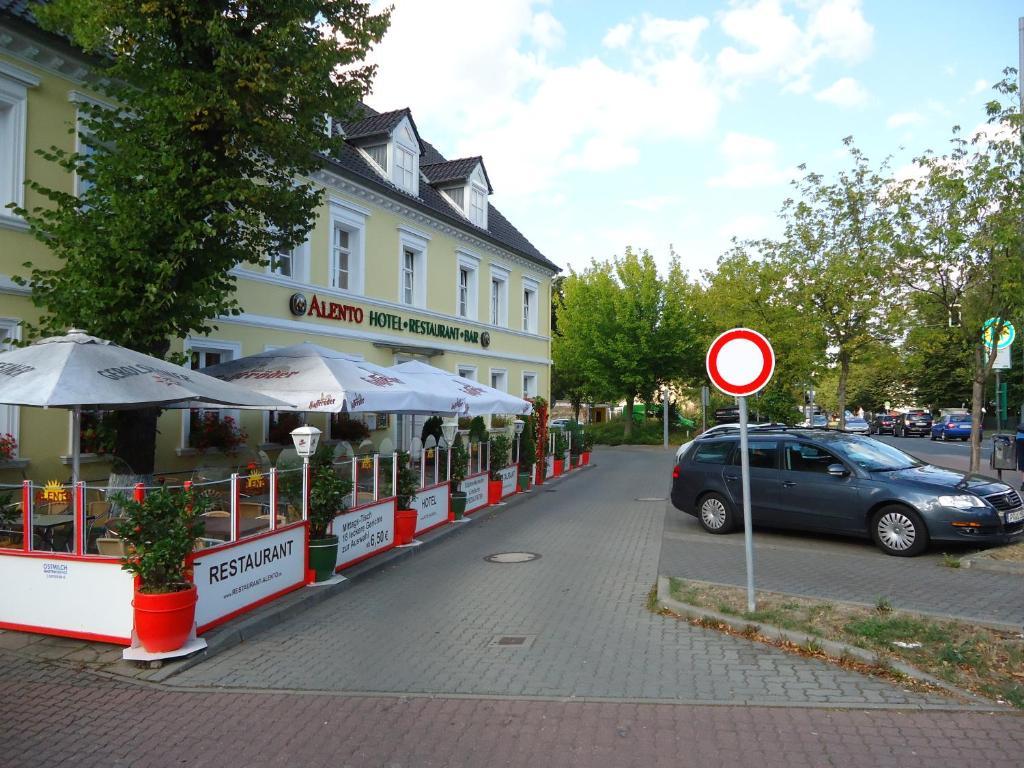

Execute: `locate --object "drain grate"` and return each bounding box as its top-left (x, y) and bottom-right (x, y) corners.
top-left (485, 551), bottom-right (541, 563)
top-left (489, 634), bottom-right (536, 649)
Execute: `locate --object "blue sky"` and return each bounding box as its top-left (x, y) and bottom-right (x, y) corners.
top-left (365, 1), bottom-right (1022, 278)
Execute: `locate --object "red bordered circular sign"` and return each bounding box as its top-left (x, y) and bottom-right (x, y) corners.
top-left (706, 328), bottom-right (775, 397)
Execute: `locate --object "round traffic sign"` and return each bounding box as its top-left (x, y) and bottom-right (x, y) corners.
top-left (982, 318), bottom-right (1015, 349)
top-left (706, 328), bottom-right (775, 397)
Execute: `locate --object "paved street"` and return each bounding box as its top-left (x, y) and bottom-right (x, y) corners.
top-left (874, 434), bottom-right (1002, 481)
top-left (3, 446), bottom-right (1024, 767)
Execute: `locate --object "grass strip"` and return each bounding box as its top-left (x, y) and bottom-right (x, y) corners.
top-left (665, 577), bottom-right (1024, 708)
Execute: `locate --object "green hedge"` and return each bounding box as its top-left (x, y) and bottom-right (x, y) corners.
top-left (586, 416), bottom-right (691, 446)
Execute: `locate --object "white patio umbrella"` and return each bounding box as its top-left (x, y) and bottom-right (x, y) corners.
top-left (199, 342), bottom-right (456, 415)
top-left (388, 360), bottom-right (533, 416)
top-left (0, 329), bottom-right (287, 486)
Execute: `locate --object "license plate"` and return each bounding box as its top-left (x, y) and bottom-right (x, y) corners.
top-left (1007, 509), bottom-right (1024, 524)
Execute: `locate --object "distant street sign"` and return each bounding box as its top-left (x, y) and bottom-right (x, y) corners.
top-left (994, 345), bottom-right (1011, 370)
top-left (706, 328), bottom-right (776, 397)
top-left (982, 318), bottom-right (1015, 349)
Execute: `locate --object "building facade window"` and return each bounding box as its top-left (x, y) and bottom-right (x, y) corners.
top-left (0, 64), bottom-right (39, 227)
top-left (271, 246), bottom-right (294, 278)
top-left (522, 278), bottom-right (539, 334)
top-left (181, 341), bottom-right (240, 450)
top-left (397, 227), bottom-right (429, 307)
top-left (329, 199), bottom-right (368, 294)
top-left (490, 369), bottom-right (507, 392)
top-left (522, 372), bottom-right (538, 399)
top-left (457, 365), bottom-right (477, 381)
top-left (489, 266), bottom-right (509, 327)
top-left (455, 251), bottom-right (480, 320)
top-left (333, 226), bottom-right (350, 289)
top-left (0, 320), bottom-right (21, 453)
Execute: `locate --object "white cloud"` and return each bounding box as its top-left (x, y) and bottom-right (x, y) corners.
top-left (886, 111), bottom-right (925, 129)
top-left (530, 11), bottom-right (564, 49)
top-left (602, 22), bottom-right (633, 49)
top-left (638, 15), bottom-right (709, 53)
top-left (971, 78), bottom-right (990, 94)
top-left (625, 195), bottom-right (683, 212)
top-left (716, 0), bottom-right (873, 90)
top-left (815, 77), bottom-right (869, 108)
top-left (708, 132), bottom-right (797, 189)
top-left (719, 213), bottom-right (777, 241)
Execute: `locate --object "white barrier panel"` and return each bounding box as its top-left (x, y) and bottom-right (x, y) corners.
top-left (545, 455), bottom-right (554, 478)
top-left (496, 466), bottom-right (517, 497)
top-left (0, 555), bottom-right (134, 644)
top-left (412, 483), bottom-right (448, 534)
top-left (192, 525), bottom-right (307, 632)
top-left (461, 473), bottom-right (488, 514)
top-left (334, 500), bottom-right (395, 568)
top-left (564, 450), bottom-right (571, 468)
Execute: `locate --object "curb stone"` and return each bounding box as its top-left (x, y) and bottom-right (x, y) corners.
top-left (654, 576), bottom-right (1007, 711)
top-left (959, 551), bottom-right (1024, 574)
top-left (142, 462), bottom-right (597, 683)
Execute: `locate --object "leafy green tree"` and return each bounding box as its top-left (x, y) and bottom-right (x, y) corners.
top-left (11, 0), bottom-right (389, 473)
top-left (771, 140), bottom-right (900, 430)
top-left (553, 248), bottom-right (700, 438)
top-left (893, 71), bottom-right (1024, 469)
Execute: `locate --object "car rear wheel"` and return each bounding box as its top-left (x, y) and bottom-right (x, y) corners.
top-left (871, 506), bottom-right (928, 557)
top-left (697, 492), bottom-right (735, 534)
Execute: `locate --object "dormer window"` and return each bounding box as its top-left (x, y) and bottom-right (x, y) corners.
top-left (366, 144), bottom-right (387, 170)
top-left (395, 145), bottom-right (415, 192)
top-left (469, 185), bottom-right (487, 228)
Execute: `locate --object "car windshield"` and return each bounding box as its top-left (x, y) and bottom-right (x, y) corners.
top-left (826, 436), bottom-right (923, 471)
top-left (948, 414), bottom-right (970, 423)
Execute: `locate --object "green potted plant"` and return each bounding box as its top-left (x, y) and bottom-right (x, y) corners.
top-left (568, 422), bottom-right (584, 468)
top-left (518, 417), bottom-right (536, 492)
top-left (449, 436), bottom-right (469, 520)
top-left (487, 433), bottom-right (512, 504)
top-left (307, 454), bottom-right (353, 582)
top-left (553, 430), bottom-right (568, 476)
top-left (394, 450), bottom-right (419, 545)
top-left (581, 430), bottom-right (594, 465)
top-left (117, 486), bottom-right (211, 653)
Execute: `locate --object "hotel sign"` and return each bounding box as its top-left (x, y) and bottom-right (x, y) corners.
top-left (290, 293), bottom-right (488, 346)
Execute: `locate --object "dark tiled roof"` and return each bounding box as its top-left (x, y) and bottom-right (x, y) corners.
top-left (0, 0), bottom-right (38, 22)
top-left (422, 157), bottom-right (493, 194)
top-left (0, 6), bottom-right (557, 272)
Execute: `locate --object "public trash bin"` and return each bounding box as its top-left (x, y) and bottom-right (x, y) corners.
top-left (990, 434), bottom-right (1017, 470)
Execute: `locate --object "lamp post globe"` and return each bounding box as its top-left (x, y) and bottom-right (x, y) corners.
top-left (290, 425), bottom-right (322, 458)
top-left (440, 418), bottom-right (458, 446)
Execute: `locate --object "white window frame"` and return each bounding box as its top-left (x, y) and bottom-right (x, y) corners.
top-left (469, 183), bottom-right (488, 228)
top-left (0, 63), bottom-right (39, 230)
top-left (397, 226), bottom-right (429, 307)
top-left (329, 199), bottom-right (367, 294)
top-left (268, 237), bottom-right (309, 282)
top-left (522, 277), bottom-right (540, 335)
top-left (456, 364), bottom-right (477, 381)
top-left (522, 372), bottom-right (538, 399)
top-left (180, 339), bottom-right (242, 451)
top-left (0, 319), bottom-right (22, 454)
top-left (489, 368), bottom-right (508, 393)
top-left (489, 265), bottom-right (510, 327)
top-left (455, 250), bottom-right (480, 320)
top-left (394, 145), bottom-right (416, 193)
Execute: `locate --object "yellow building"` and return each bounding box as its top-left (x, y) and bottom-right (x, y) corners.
top-left (0, 5), bottom-right (557, 483)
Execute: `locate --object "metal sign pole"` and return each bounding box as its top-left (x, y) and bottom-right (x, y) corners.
top-left (738, 396), bottom-right (755, 612)
top-left (662, 387), bottom-right (669, 448)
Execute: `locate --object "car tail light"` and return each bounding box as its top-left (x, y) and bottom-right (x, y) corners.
top-left (672, 465), bottom-right (680, 479)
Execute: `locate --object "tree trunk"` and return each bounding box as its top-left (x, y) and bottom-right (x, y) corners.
top-left (969, 345), bottom-right (986, 474)
top-left (624, 394), bottom-right (634, 438)
top-left (112, 407), bottom-right (162, 475)
top-left (836, 351), bottom-right (850, 431)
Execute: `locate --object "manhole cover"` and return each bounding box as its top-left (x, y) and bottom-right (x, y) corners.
top-left (484, 552), bottom-right (541, 563)
top-left (635, 497), bottom-right (666, 502)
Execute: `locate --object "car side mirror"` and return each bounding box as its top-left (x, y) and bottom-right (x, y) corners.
top-left (827, 463), bottom-right (849, 477)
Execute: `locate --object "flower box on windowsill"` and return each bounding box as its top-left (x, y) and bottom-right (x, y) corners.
top-left (59, 453), bottom-right (112, 466)
top-left (0, 458), bottom-right (30, 470)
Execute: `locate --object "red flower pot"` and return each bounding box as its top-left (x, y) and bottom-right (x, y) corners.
top-left (582, 452), bottom-right (590, 465)
top-left (133, 584), bottom-right (197, 653)
top-left (395, 508), bottom-right (417, 545)
top-left (553, 459), bottom-right (564, 476)
top-left (488, 479), bottom-right (502, 505)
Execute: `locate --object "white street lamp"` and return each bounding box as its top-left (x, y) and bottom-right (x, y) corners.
top-left (291, 425), bottom-right (322, 521)
top-left (513, 418), bottom-right (525, 463)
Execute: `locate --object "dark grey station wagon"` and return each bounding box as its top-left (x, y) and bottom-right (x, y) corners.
top-left (670, 429), bottom-right (1024, 556)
